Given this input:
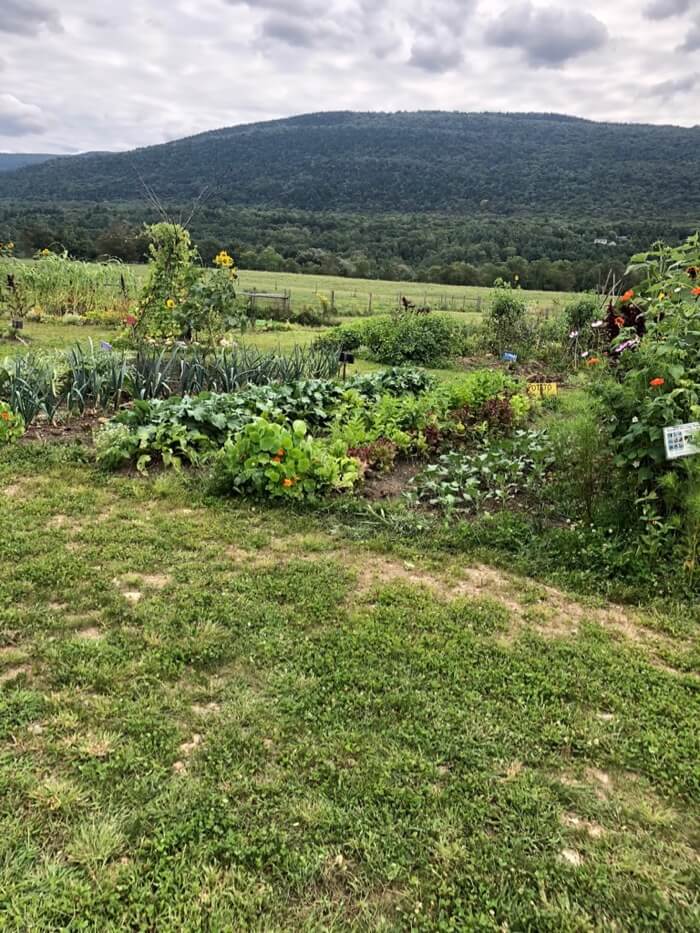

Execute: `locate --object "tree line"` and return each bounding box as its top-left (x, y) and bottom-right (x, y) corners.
top-left (1, 202), bottom-right (697, 292)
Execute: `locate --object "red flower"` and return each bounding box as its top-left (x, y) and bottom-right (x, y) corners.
top-left (614, 316), bottom-right (625, 327)
top-left (650, 378), bottom-right (665, 387)
top-left (124, 314), bottom-right (137, 327)
top-left (587, 357), bottom-right (601, 366)
top-left (621, 290), bottom-right (635, 303)
top-left (692, 287), bottom-right (700, 296)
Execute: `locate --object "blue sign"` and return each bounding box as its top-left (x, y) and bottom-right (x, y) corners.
top-left (502, 352), bottom-right (518, 363)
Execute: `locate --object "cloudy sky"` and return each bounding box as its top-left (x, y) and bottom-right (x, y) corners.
top-left (1, 0), bottom-right (698, 153)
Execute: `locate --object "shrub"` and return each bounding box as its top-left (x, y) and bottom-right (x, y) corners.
top-left (0, 401), bottom-right (24, 443)
top-left (484, 282), bottom-right (528, 355)
top-left (317, 314), bottom-right (468, 367)
top-left (215, 418), bottom-right (360, 500)
top-left (564, 295), bottom-right (600, 334)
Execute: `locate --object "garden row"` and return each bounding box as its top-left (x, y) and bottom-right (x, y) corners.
top-left (0, 343), bottom-right (339, 427)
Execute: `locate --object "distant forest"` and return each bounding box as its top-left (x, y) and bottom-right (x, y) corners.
top-left (1, 203), bottom-right (696, 291)
top-left (1, 112), bottom-right (699, 218)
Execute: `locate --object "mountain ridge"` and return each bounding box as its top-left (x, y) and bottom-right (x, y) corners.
top-left (0, 111), bottom-right (698, 218)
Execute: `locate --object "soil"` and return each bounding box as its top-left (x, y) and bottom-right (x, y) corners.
top-left (362, 460), bottom-right (421, 501)
top-left (21, 413), bottom-right (104, 445)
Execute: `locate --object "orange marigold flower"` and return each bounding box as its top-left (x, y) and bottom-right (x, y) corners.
top-left (282, 478), bottom-right (294, 488)
top-left (276, 448), bottom-right (285, 457)
top-left (271, 456), bottom-right (282, 463)
top-left (650, 377), bottom-right (665, 387)
top-left (692, 287), bottom-right (700, 296)
top-left (0, 411), bottom-right (9, 421)
top-left (621, 289), bottom-right (635, 302)
top-left (614, 316), bottom-right (625, 327)
top-left (587, 357), bottom-right (601, 366)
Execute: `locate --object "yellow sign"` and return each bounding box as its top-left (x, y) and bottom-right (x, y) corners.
top-left (527, 382), bottom-right (558, 397)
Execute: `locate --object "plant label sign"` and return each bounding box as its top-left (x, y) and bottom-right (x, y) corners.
top-left (527, 383), bottom-right (558, 398)
top-left (663, 423), bottom-right (700, 460)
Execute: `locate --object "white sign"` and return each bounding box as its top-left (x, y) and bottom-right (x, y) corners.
top-left (664, 423), bottom-right (700, 460)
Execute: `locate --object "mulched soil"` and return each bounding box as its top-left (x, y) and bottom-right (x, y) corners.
top-left (362, 460), bottom-right (422, 501)
top-left (20, 413), bottom-right (104, 445)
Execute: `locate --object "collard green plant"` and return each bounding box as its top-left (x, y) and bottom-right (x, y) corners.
top-left (410, 430), bottom-right (553, 516)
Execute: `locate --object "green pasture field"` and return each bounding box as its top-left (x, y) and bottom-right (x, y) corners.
top-left (234, 269), bottom-right (577, 317)
top-left (2, 257), bottom-right (580, 318)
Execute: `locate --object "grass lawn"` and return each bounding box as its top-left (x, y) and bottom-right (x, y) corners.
top-left (0, 323), bottom-right (115, 357)
top-left (1, 445), bottom-right (698, 930)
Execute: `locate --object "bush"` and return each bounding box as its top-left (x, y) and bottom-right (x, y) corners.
top-left (588, 235), bottom-right (700, 576)
top-left (564, 295), bottom-right (600, 333)
top-left (215, 418), bottom-right (360, 500)
top-left (484, 282), bottom-right (528, 356)
top-left (317, 314), bottom-right (468, 367)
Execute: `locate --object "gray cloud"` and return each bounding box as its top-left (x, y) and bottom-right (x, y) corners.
top-left (649, 73), bottom-right (698, 96)
top-left (679, 20), bottom-right (700, 50)
top-left (239, 0), bottom-right (327, 12)
top-left (0, 0), bottom-right (62, 36)
top-left (0, 95), bottom-right (47, 135)
top-left (408, 39), bottom-right (463, 73)
top-left (485, 3), bottom-right (608, 67)
top-left (261, 13), bottom-right (318, 47)
top-left (0, 0), bottom-right (698, 153)
top-left (644, 0), bottom-right (692, 19)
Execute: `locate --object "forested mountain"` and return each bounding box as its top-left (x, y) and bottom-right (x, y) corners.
top-left (0, 154), bottom-right (58, 173)
top-left (0, 112), bottom-right (699, 218)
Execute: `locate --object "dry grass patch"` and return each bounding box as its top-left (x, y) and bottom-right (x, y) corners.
top-left (0, 665), bottom-right (32, 685)
top-left (350, 552), bottom-right (686, 665)
top-left (75, 627), bottom-right (103, 641)
top-left (113, 572), bottom-right (172, 604)
top-left (561, 813), bottom-right (606, 839)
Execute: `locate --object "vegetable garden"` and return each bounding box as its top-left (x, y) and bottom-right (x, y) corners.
top-left (1, 226), bottom-right (699, 930)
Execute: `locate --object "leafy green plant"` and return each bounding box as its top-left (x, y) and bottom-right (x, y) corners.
top-left (215, 418), bottom-right (360, 499)
top-left (177, 252), bottom-right (243, 342)
top-left (565, 295), bottom-right (600, 333)
top-left (410, 430), bottom-right (553, 515)
top-left (0, 401), bottom-right (24, 443)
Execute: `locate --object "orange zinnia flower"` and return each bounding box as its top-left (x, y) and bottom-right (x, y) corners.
top-left (282, 478), bottom-right (294, 488)
top-left (271, 456), bottom-right (282, 463)
top-left (0, 411), bottom-right (9, 421)
top-left (587, 357), bottom-right (601, 366)
top-left (692, 287), bottom-right (700, 296)
top-left (621, 290), bottom-right (635, 302)
top-left (650, 378), bottom-right (665, 387)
